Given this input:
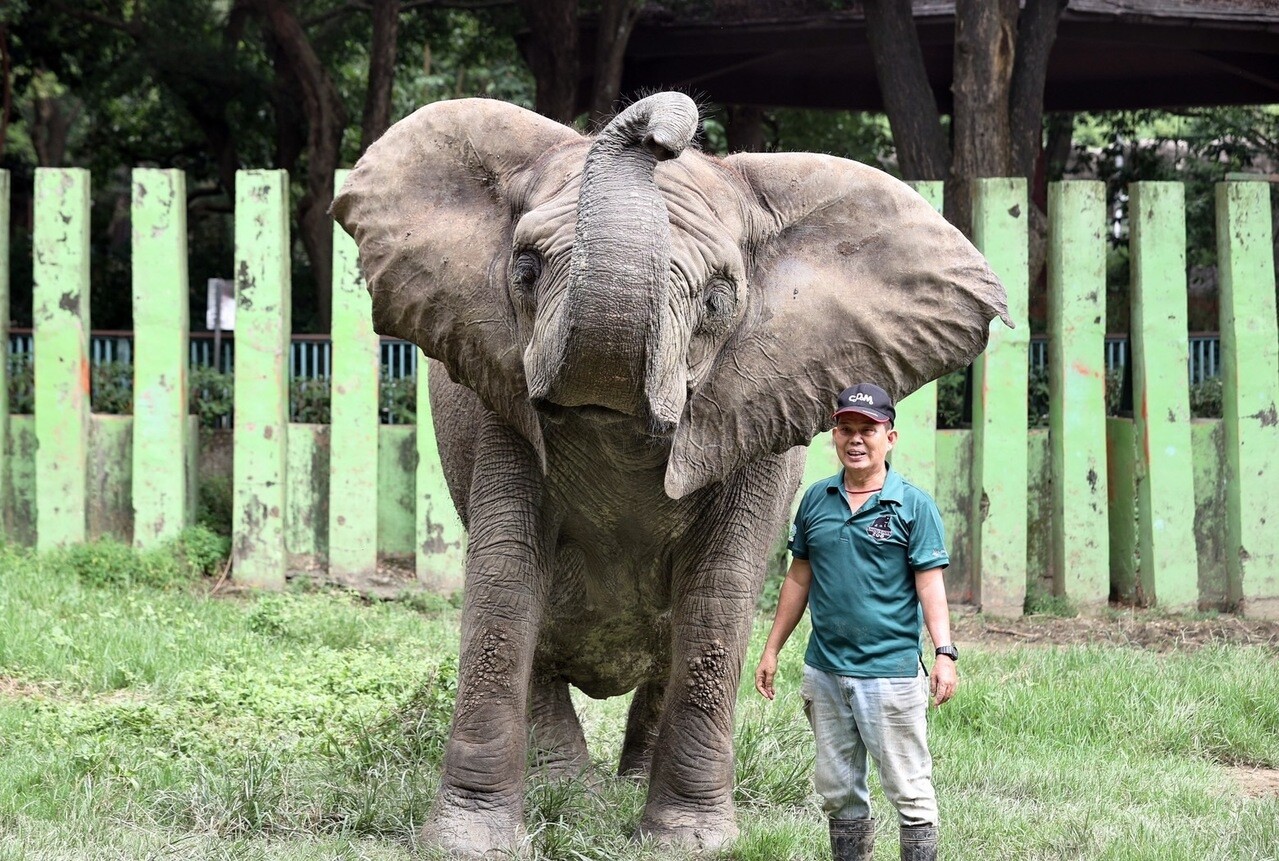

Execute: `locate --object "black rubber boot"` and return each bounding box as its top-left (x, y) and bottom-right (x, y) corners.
top-left (829, 818), bottom-right (874, 861)
top-left (900, 824), bottom-right (938, 861)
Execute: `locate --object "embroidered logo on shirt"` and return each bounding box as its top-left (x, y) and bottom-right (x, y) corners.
top-left (788, 523), bottom-right (797, 543)
top-left (867, 515), bottom-right (892, 541)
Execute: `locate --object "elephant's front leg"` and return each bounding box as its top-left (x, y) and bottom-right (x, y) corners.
top-left (636, 456), bottom-right (802, 851)
top-left (422, 420), bottom-right (551, 858)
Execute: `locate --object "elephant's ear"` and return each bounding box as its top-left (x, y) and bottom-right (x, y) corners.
top-left (664, 153), bottom-right (1012, 499)
top-left (332, 98), bottom-right (583, 465)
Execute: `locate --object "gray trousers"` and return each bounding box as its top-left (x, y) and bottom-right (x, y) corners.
top-left (800, 664), bottom-right (939, 827)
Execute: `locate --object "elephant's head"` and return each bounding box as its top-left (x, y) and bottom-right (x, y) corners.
top-left (333, 93), bottom-right (1011, 499)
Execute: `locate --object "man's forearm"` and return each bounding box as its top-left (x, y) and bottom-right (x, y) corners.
top-left (764, 569), bottom-right (810, 655)
top-left (915, 567), bottom-right (952, 648)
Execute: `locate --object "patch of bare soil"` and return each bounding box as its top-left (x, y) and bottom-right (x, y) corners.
top-left (0, 676), bottom-right (47, 699)
top-left (950, 610), bottom-right (1279, 653)
top-left (1227, 765), bottom-right (1279, 798)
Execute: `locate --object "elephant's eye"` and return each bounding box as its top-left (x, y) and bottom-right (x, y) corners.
top-left (510, 250), bottom-right (544, 295)
top-left (701, 275), bottom-right (737, 325)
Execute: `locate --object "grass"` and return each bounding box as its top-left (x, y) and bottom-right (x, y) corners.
top-left (0, 539), bottom-right (1276, 859)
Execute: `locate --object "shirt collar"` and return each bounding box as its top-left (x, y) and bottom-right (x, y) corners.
top-left (824, 464), bottom-right (904, 504)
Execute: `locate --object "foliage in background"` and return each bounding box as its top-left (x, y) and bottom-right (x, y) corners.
top-left (8, 356), bottom-right (1220, 423)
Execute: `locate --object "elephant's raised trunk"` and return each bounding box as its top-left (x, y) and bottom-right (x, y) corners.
top-left (525, 93), bottom-right (699, 430)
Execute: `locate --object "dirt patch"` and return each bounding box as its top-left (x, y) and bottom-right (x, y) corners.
top-left (1227, 765), bottom-right (1279, 798)
top-left (950, 610), bottom-right (1279, 653)
top-left (0, 676), bottom-right (47, 698)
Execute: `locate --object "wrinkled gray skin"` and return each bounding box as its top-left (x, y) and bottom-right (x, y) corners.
top-left (333, 92), bottom-right (1010, 857)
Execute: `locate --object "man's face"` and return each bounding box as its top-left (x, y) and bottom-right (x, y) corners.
top-left (832, 413), bottom-right (897, 475)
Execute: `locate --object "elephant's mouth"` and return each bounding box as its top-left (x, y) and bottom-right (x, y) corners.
top-left (532, 400), bottom-right (676, 439)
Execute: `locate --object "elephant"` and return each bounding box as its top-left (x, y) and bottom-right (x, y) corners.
top-left (332, 91), bottom-right (1010, 857)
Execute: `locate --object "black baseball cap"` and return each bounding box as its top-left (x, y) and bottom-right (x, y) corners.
top-left (832, 383), bottom-right (896, 423)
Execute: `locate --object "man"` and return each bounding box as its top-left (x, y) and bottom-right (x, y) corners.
top-left (754, 382), bottom-right (958, 861)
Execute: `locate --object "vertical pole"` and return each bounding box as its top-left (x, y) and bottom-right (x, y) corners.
top-left (417, 357), bottom-right (467, 592)
top-left (1216, 181), bottom-right (1279, 618)
top-left (1047, 181), bottom-right (1110, 610)
top-left (0, 170), bottom-right (8, 536)
top-left (232, 170), bottom-right (291, 588)
top-left (328, 169), bottom-right (381, 580)
top-left (33, 169), bottom-right (91, 550)
top-left (131, 169), bottom-right (190, 546)
top-left (1129, 182), bottom-right (1198, 610)
top-left (969, 178), bottom-right (1029, 617)
top-left (894, 180), bottom-right (941, 495)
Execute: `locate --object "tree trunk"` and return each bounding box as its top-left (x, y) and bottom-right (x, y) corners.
top-left (518, 0), bottom-right (579, 124)
top-left (360, 0), bottom-right (400, 153)
top-left (0, 24), bottom-right (11, 161)
top-left (1009, 0), bottom-right (1068, 181)
top-left (725, 104), bottom-right (765, 153)
top-left (588, 0), bottom-right (644, 129)
top-left (254, 0), bottom-right (348, 332)
top-left (950, 0), bottom-right (1018, 235)
top-left (862, 0), bottom-right (950, 182)
top-left (32, 92), bottom-right (79, 167)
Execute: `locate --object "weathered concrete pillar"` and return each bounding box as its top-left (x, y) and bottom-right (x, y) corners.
top-left (1129, 182), bottom-right (1198, 610)
top-left (328, 169), bottom-right (381, 582)
top-left (232, 170), bottom-right (291, 588)
top-left (131, 169), bottom-right (190, 547)
top-left (1047, 181), bottom-right (1110, 611)
top-left (894, 180), bottom-right (942, 496)
top-left (969, 178), bottom-right (1030, 617)
top-left (33, 169), bottom-right (91, 550)
top-left (416, 358), bottom-right (467, 592)
top-left (1216, 180), bottom-right (1279, 619)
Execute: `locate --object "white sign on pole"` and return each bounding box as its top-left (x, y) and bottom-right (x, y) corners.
top-left (206, 278), bottom-right (235, 331)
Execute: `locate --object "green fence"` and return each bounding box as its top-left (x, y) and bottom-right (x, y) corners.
top-left (2, 168), bottom-right (1276, 617)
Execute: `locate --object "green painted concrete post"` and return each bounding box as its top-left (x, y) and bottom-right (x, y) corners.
top-left (33, 169), bottom-right (91, 550)
top-left (0, 170), bottom-right (8, 536)
top-left (1047, 181), bottom-right (1110, 610)
top-left (416, 358), bottom-right (467, 593)
top-left (1129, 182), bottom-right (1198, 610)
top-left (895, 180), bottom-right (942, 496)
top-left (970, 178), bottom-right (1029, 616)
top-left (1216, 181), bottom-right (1279, 618)
top-left (328, 169), bottom-right (381, 580)
top-left (131, 169), bottom-right (190, 546)
top-left (232, 170), bottom-right (291, 588)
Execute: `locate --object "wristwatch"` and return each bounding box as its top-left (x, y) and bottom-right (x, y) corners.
top-left (934, 645), bottom-right (959, 662)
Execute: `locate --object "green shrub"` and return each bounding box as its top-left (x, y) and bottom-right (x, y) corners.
top-left (7, 354), bottom-right (34, 413)
top-left (91, 361), bottom-right (133, 414)
top-left (1190, 377), bottom-right (1222, 419)
top-left (46, 529), bottom-right (228, 590)
top-left (291, 376), bottom-right (331, 424)
top-left (169, 526), bottom-right (231, 578)
top-left (197, 474), bottom-right (234, 536)
top-left (380, 374), bottom-right (417, 424)
top-left (189, 365), bottom-right (234, 428)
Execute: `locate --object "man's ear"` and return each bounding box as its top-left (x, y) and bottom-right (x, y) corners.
top-left (664, 152), bottom-right (1011, 500)
top-left (332, 98), bottom-right (585, 467)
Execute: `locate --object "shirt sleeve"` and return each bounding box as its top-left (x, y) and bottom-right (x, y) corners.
top-left (788, 493), bottom-right (809, 560)
top-left (907, 494), bottom-right (949, 571)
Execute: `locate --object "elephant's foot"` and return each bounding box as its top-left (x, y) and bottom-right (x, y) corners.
top-left (420, 795), bottom-right (525, 859)
top-left (634, 805), bottom-right (738, 853)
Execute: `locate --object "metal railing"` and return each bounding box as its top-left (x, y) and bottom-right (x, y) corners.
top-left (8, 330), bottom-right (1223, 420)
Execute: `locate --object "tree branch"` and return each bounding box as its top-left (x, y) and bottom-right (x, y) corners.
top-left (49, 1), bottom-right (144, 37)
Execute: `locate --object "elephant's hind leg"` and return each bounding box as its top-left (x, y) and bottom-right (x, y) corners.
top-left (528, 676), bottom-right (590, 779)
top-left (618, 679), bottom-right (666, 779)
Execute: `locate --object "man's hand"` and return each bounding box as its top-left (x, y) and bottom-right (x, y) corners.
top-left (930, 656), bottom-right (957, 707)
top-left (755, 652), bottom-right (779, 700)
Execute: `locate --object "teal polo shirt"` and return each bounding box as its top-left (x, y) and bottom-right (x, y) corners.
top-left (789, 464), bottom-right (950, 678)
